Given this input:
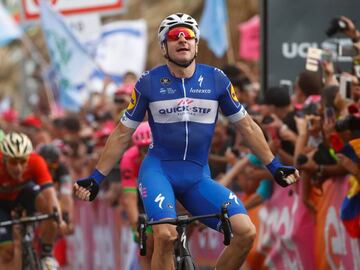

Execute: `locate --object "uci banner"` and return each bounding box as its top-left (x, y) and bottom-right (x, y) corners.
top-left (261, 0), bottom-right (360, 91)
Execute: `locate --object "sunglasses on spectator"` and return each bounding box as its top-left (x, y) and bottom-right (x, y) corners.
top-left (7, 157), bottom-right (28, 166)
top-left (166, 27), bottom-right (195, 41)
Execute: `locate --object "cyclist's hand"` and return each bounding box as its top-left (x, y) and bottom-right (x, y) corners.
top-left (73, 178), bottom-right (99, 201)
top-left (274, 167), bottom-right (300, 187)
top-left (61, 212), bottom-right (75, 235)
top-left (266, 157), bottom-right (300, 187)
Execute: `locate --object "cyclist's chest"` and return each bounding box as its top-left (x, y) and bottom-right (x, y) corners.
top-left (148, 78), bottom-right (219, 124)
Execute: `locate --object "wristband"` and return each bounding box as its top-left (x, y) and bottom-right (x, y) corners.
top-left (90, 169), bottom-right (106, 185)
top-left (265, 156), bottom-right (282, 176)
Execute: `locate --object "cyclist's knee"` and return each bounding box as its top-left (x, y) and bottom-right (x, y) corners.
top-left (230, 214), bottom-right (256, 245)
top-left (152, 224), bottom-right (177, 247)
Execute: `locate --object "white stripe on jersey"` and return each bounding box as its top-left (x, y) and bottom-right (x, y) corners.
top-left (149, 98), bottom-right (218, 124)
top-left (227, 107), bottom-right (247, 123)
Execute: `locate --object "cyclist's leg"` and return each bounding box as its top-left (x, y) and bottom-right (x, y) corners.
top-left (0, 201), bottom-right (21, 270)
top-left (138, 155), bottom-right (177, 270)
top-left (178, 171), bottom-right (255, 270)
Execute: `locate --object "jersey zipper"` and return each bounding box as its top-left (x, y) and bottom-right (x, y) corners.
top-left (181, 78), bottom-right (189, 160)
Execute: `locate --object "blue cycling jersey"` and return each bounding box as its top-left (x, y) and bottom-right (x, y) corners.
top-left (121, 64), bottom-right (247, 165)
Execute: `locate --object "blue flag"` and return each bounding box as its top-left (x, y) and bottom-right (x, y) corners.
top-left (199, 0), bottom-right (228, 58)
top-left (0, 3), bottom-right (21, 46)
top-left (39, 0), bottom-right (102, 111)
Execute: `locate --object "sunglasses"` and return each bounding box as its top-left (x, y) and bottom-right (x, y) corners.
top-left (166, 27), bottom-right (195, 41)
top-left (7, 157), bottom-right (28, 166)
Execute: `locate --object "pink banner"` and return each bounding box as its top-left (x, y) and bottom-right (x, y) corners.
top-left (238, 15), bottom-right (260, 61)
top-left (315, 177), bottom-right (360, 270)
top-left (65, 199), bottom-right (138, 270)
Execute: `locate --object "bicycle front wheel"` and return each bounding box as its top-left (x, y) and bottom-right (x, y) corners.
top-left (22, 243), bottom-right (41, 270)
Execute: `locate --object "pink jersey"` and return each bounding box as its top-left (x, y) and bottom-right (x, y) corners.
top-left (120, 146), bottom-right (142, 191)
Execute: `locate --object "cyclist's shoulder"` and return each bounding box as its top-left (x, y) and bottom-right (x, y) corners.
top-left (137, 65), bottom-right (167, 82)
top-left (196, 63), bottom-right (223, 74)
top-left (27, 153), bottom-right (49, 170)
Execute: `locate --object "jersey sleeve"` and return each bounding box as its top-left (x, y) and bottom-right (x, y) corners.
top-left (215, 68), bottom-right (247, 123)
top-left (120, 71), bottom-right (150, 129)
top-left (28, 154), bottom-right (53, 186)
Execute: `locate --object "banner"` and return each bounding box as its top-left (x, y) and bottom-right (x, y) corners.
top-left (238, 15), bottom-right (260, 61)
top-left (0, 3), bottom-right (21, 46)
top-left (39, 0), bottom-right (102, 111)
top-left (92, 20), bottom-right (147, 78)
top-left (262, 0), bottom-right (360, 90)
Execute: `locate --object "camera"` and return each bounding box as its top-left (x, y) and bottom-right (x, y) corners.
top-left (326, 18), bottom-right (348, 37)
top-left (335, 115), bottom-right (360, 133)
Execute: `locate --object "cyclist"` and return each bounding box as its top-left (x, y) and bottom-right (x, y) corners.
top-left (74, 13), bottom-right (300, 270)
top-left (120, 121), bottom-right (153, 269)
top-left (0, 132), bottom-right (65, 270)
top-left (37, 143), bottom-right (74, 234)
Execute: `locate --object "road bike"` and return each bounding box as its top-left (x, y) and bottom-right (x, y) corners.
top-left (138, 202), bottom-right (233, 270)
top-left (0, 208), bottom-right (59, 270)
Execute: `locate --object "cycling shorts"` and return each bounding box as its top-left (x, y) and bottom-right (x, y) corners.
top-left (138, 155), bottom-right (247, 231)
top-left (0, 182), bottom-right (41, 243)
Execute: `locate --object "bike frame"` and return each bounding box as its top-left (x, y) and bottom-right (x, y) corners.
top-left (0, 209), bottom-right (59, 270)
top-left (138, 202), bottom-right (233, 270)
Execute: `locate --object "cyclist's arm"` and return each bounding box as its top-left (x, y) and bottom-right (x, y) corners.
top-left (95, 122), bottom-right (134, 175)
top-left (234, 114), bottom-right (274, 165)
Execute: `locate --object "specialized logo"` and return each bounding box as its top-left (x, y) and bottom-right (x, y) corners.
top-left (230, 85), bottom-right (239, 102)
top-left (160, 77), bottom-right (171, 85)
top-left (127, 89), bottom-right (138, 110)
top-left (229, 192), bottom-right (239, 205)
top-left (198, 75), bottom-right (204, 87)
top-left (155, 193), bottom-right (165, 209)
top-left (180, 231), bottom-right (187, 249)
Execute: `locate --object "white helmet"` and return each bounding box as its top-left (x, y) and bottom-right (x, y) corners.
top-left (1, 132), bottom-right (33, 158)
top-left (158, 13), bottom-right (200, 44)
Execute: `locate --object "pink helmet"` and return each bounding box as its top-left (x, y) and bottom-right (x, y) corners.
top-left (132, 122), bottom-right (152, 147)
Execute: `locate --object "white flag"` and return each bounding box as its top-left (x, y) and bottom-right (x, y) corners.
top-left (0, 3), bottom-right (21, 46)
top-left (39, 0), bottom-right (102, 111)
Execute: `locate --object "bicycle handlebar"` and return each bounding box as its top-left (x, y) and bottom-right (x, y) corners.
top-left (0, 209), bottom-right (60, 227)
top-left (138, 202), bottom-right (233, 256)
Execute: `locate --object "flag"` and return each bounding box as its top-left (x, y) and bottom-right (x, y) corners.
top-left (341, 176), bottom-right (360, 238)
top-left (0, 3), bottom-right (21, 46)
top-left (39, 0), bottom-right (102, 111)
top-left (199, 0), bottom-right (228, 58)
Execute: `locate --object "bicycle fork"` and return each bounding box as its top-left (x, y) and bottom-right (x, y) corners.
top-left (175, 224), bottom-right (191, 264)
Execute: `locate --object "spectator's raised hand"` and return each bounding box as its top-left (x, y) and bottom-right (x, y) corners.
top-left (340, 16), bottom-right (359, 40)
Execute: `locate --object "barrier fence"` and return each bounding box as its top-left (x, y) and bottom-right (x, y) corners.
top-left (62, 176), bottom-right (360, 270)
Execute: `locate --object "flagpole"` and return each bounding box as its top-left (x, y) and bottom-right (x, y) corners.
top-left (21, 34), bottom-right (56, 114)
top-left (226, 13), bottom-right (235, 64)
